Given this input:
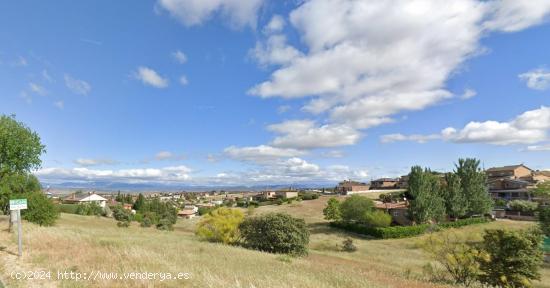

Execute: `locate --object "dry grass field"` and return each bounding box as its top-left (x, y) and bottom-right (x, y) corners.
top-left (0, 196), bottom-right (548, 288)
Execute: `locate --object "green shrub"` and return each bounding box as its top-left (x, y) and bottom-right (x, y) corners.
top-left (156, 218), bottom-right (174, 231)
top-left (363, 210), bottom-right (392, 228)
top-left (508, 200), bottom-right (538, 213)
top-left (340, 195), bottom-right (374, 222)
top-left (75, 202), bottom-right (103, 216)
top-left (140, 217), bottom-right (152, 228)
top-left (477, 229), bottom-right (544, 288)
top-left (58, 204), bottom-right (79, 214)
top-left (275, 199), bottom-right (284, 205)
top-left (300, 193), bottom-right (319, 200)
top-left (13, 192), bottom-right (59, 226)
top-left (112, 205), bottom-right (131, 222)
top-left (331, 217), bottom-right (490, 239)
top-left (539, 206), bottom-right (550, 237)
top-left (117, 220), bottom-right (130, 228)
top-left (198, 206), bottom-right (215, 215)
top-left (240, 212), bottom-right (310, 255)
top-left (195, 208), bottom-right (244, 244)
top-left (438, 217), bottom-right (489, 229)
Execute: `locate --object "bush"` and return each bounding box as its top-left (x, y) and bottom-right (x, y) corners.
top-left (117, 221), bottom-right (130, 228)
top-left (539, 206), bottom-right (550, 237)
top-left (239, 212), bottom-right (309, 255)
top-left (508, 200), bottom-right (538, 213)
top-left (195, 208), bottom-right (244, 244)
top-left (156, 218), bottom-right (174, 231)
top-left (330, 221), bottom-right (429, 239)
top-left (112, 205), bottom-right (131, 222)
top-left (198, 206), bottom-right (215, 216)
top-left (14, 192), bottom-right (59, 226)
top-left (140, 217), bottom-right (152, 228)
top-left (75, 202), bottom-right (103, 216)
top-left (477, 229), bottom-right (544, 288)
top-left (438, 217), bottom-right (489, 229)
top-left (341, 238), bottom-right (357, 252)
top-left (331, 217), bottom-right (490, 239)
top-left (275, 199), bottom-right (284, 205)
top-left (363, 210), bottom-right (392, 228)
top-left (300, 193), bottom-right (319, 200)
top-left (58, 204), bottom-right (79, 214)
top-left (340, 195), bottom-right (374, 222)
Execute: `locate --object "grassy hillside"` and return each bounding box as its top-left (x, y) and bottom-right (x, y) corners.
top-left (0, 197), bottom-right (548, 288)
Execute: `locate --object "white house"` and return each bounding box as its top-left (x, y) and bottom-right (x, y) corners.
top-left (64, 192), bottom-right (108, 208)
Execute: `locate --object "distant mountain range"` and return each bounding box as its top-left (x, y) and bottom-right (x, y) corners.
top-left (41, 181), bottom-right (335, 193)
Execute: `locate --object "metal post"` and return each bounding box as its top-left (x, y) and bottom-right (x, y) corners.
top-left (17, 209), bottom-right (22, 257)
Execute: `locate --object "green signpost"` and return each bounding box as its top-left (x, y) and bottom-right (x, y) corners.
top-left (9, 199), bottom-right (27, 257)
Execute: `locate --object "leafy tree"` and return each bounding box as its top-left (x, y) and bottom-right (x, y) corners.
top-left (423, 231), bottom-right (480, 287)
top-left (477, 229), bottom-right (544, 288)
top-left (0, 115), bottom-right (46, 218)
top-left (538, 206), bottom-right (550, 237)
top-left (124, 194), bottom-right (133, 204)
top-left (323, 197), bottom-right (341, 221)
top-left (156, 218), bottom-right (174, 231)
top-left (407, 166), bottom-right (445, 224)
top-left (239, 212), bottom-right (309, 255)
top-left (14, 191), bottom-right (59, 226)
top-left (532, 181), bottom-right (550, 203)
top-left (340, 195), bottom-right (374, 222)
top-left (133, 193), bottom-right (145, 211)
top-left (363, 210), bottom-right (392, 228)
top-left (196, 208), bottom-right (244, 244)
top-left (455, 158), bottom-right (492, 216)
top-left (0, 115), bottom-right (45, 176)
top-left (442, 172), bottom-right (468, 219)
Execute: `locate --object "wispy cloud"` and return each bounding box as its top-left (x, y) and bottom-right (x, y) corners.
top-left (53, 101), bottom-right (64, 110)
top-left (64, 74), bottom-right (92, 95)
top-left (519, 68), bottom-right (550, 90)
top-left (80, 38), bottom-right (103, 46)
top-left (29, 82), bottom-right (47, 96)
top-left (172, 50), bottom-right (187, 64)
top-left (74, 158), bottom-right (118, 166)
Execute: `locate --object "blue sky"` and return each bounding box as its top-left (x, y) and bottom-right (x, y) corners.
top-left (1, 0), bottom-right (550, 187)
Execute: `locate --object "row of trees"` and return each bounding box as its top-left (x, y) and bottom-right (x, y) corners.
top-left (0, 115), bottom-right (58, 227)
top-left (195, 207), bottom-right (310, 255)
top-left (408, 158), bottom-right (493, 224)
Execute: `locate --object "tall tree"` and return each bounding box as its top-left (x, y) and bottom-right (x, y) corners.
top-left (407, 166), bottom-right (445, 224)
top-left (0, 115), bottom-right (46, 215)
top-left (133, 193), bottom-right (145, 211)
top-left (443, 172), bottom-right (468, 219)
top-left (455, 158), bottom-right (492, 216)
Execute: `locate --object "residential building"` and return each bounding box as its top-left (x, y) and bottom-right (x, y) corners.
top-left (275, 190), bottom-right (298, 199)
top-left (486, 164), bottom-right (548, 201)
top-left (63, 192), bottom-right (108, 208)
top-left (370, 178), bottom-right (399, 189)
top-left (178, 209), bottom-right (196, 219)
top-left (374, 201), bottom-right (411, 226)
top-left (335, 180), bottom-right (370, 195)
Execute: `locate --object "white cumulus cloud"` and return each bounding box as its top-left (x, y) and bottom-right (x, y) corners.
top-left (134, 66), bottom-right (169, 88)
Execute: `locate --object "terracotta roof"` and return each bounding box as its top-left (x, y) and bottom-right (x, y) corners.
top-left (178, 209), bottom-right (196, 216)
